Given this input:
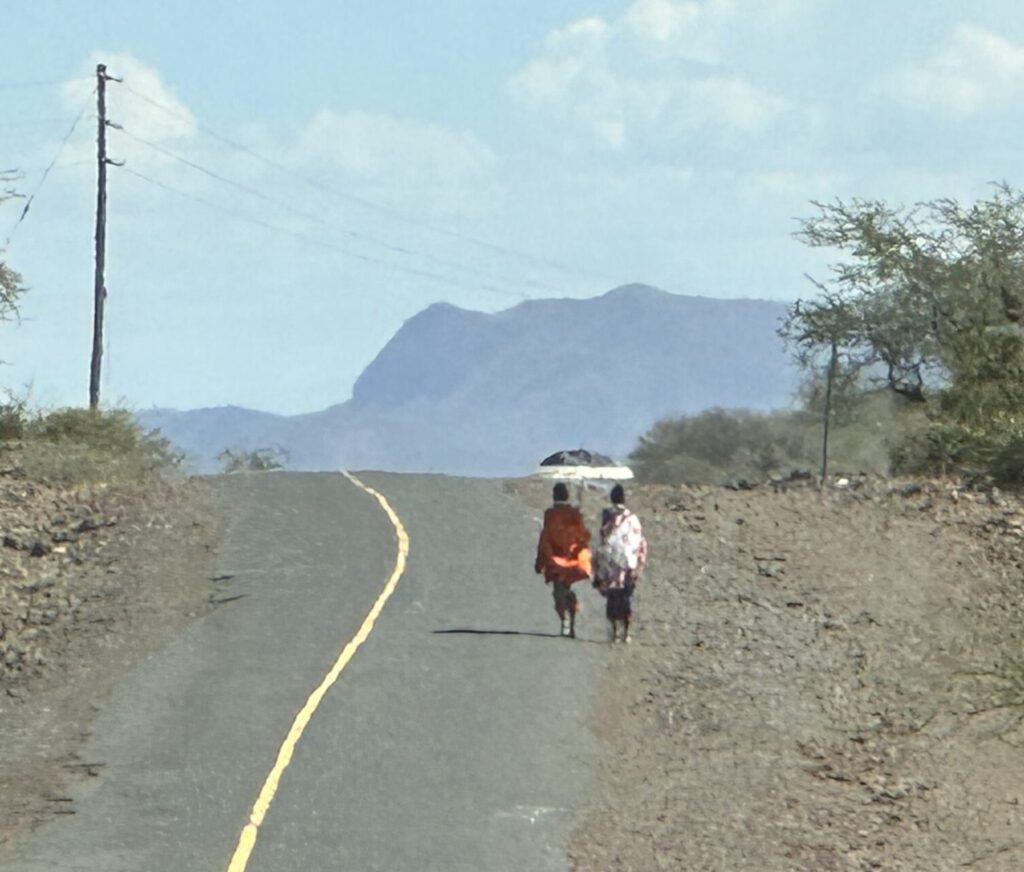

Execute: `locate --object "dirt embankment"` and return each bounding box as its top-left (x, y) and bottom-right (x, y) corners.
top-left (9, 472), bottom-right (1024, 868)
top-left (564, 478), bottom-right (1024, 871)
top-left (0, 472), bottom-right (218, 853)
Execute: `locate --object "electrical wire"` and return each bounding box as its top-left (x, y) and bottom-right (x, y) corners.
top-left (118, 81), bottom-right (615, 285)
top-left (119, 166), bottom-right (528, 301)
top-left (6, 157), bottom-right (93, 177)
top-left (0, 76), bottom-right (91, 90)
top-left (3, 90), bottom-right (94, 249)
top-left (0, 116), bottom-right (83, 128)
top-left (113, 124), bottom-right (545, 297)
top-left (117, 127), bottom-right (286, 208)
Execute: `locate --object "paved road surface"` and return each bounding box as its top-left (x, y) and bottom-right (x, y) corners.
top-left (2, 472), bottom-right (604, 871)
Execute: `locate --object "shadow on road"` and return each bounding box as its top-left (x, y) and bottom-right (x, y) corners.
top-left (433, 628), bottom-right (604, 644)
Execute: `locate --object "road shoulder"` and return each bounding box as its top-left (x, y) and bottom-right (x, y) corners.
top-left (546, 480), bottom-right (1024, 870)
top-left (0, 476), bottom-right (219, 857)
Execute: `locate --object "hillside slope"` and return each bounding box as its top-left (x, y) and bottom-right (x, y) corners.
top-left (141, 284), bottom-right (798, 475)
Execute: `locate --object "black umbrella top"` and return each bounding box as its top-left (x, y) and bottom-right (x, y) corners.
top-left (539, 448), bottom-right (616, 467)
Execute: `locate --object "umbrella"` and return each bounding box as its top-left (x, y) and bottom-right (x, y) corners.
top-left (534, 448), bottom-right (634, 482)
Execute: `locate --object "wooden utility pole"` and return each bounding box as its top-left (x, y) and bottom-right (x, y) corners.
top-left (89, 63), bottom-right (109, 409)
top-left (820, 337), bottom-right (839, 484)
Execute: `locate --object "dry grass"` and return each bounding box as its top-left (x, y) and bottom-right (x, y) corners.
top-left (0, 406), bottom-right (181, 485)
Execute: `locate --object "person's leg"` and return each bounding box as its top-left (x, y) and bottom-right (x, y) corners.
top-left (622, 588), bottom-right (633, 643)
top-left (553, 582), bottom-right (572, 635)
top-left (551, 582), bottom-right (565, 632)
top-left (567, 587), bottom-right (578, 638)
top-left (607, 590), bottom-right (620, 642)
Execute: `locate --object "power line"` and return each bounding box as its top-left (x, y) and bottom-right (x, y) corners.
top-left (121, 165), bottom-right (348, 251)
top-left (122, 165), bottom-right (526, 299)
top-left (117, 126), bottom-right (285, 208)
top-left (16, 157), bottom-right (93, 174)
top-left (0, 158), bottom-right (93, 181)
top-left (0, 116), bottom-right (86, 129)
top-left (113, 124), bottom-right (546, 297)
top-left (3, 89), bottom-right (94, 249)
top-left (0, 76), bottom-right (91, 90)
top-left (117, 81), bottom-right (615, 285)
top-left (119, 166), bottom-right (528, 300)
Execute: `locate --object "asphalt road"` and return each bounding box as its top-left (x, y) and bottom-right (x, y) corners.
top-left (2, 472), bottom-right (604, 871)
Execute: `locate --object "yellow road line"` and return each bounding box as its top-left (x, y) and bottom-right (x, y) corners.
top-left (226, 472), bottom-right (410, 872)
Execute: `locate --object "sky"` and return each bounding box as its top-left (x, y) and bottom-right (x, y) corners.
top-left (2, 0), bottom-right (1024, 414)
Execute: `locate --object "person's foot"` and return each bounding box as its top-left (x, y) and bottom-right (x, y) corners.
top-left (568, 625), bottom-right (576, 639)
top-left (560, 617), bottom-right (569, 636)
top-left (623, 632), bottom-right (632, 644)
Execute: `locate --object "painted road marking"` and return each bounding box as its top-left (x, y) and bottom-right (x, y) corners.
top-left (226, 472), bottom-right (410, 872)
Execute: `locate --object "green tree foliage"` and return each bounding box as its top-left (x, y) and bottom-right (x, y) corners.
top-left (630, 408), bottom-right (818, 484)
top-left (0, 170), bottom-right (27, 327)
top-left (218, 446), bottom-right (287, 473)
top-left (781, 184), bottom-right (1024, 481)
top-left (0, 261), bottom-right (24, 323)
top-left (630, 398), bottom-right (917, 486)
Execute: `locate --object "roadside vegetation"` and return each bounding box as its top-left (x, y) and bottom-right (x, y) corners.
top-left (630, 395), bottom-right (918, 486)
top-left (217, 446), bottom-right (286, 473)
top-left (1, 171), bottom-right (27, 324)
top-left (0, 401), bottom-right (181, 483)
top-left (634, 184), bottom-right (1024, 486)
top-left (1, 185), bottom-right (178, 485)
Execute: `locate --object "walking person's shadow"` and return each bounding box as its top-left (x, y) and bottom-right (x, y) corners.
top-left (433, 628), bottom-right (602, 644)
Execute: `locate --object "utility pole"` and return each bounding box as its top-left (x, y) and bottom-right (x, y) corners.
top-left (90, 63), bottom-right (121, 409)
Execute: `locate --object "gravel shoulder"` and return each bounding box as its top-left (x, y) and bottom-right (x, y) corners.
top-left (9, 470), bottom-right (1024, 869)
top-left (505, 478), bottom-right (1024, 871)
top-left (0, 473), bottom-right (218, 856)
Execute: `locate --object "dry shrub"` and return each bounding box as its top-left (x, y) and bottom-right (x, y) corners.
top-left (631, 394), bottom-right (921, 486)
top-left (1, 406), bottom-right (181, 483)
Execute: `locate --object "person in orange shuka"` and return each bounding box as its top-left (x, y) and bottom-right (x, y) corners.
top-left (534, 482), bottom-right (592, 638)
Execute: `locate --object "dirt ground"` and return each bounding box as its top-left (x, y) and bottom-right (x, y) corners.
top-left (522, 477), bottom-right (1024, 871)
top-left (0, 472), bottom-right (218, 856)
top-left (8, 471), bottom-right (1024, 870)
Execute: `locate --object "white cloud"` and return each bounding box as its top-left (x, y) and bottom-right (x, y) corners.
top-left (622, 0), bottom-right (805, 59)
top-left (51, 51), bottom-right (497, 227)
top-left (55, 52), bottom-right (198, 175)
top-left (690, 76), bottom-right (788, 132)
top-left (291, 109), bottom-right (497, 188)
top-left (896, 24), bottom-right (1024, 115)
top-left (508, 1), bottom-right (789, 150)
top-left (738, 168), bottom-right (845, 202)
top-left (64, 52), bottom-right (196, 142)
top-left (624, 0), bottom-right (704, 45)
top-left (508, 17), bottom-right (613, 108)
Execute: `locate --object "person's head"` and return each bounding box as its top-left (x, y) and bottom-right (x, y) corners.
top-left (553, 482), bottom-right (569, 503)
top-left (610, 484), bottom-right (625, 505)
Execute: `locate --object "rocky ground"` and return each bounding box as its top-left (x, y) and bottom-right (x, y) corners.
top-left (532, 477), bottom-right (1024, 871)
top-left (0, 470), bottom-right (218, 854)
top-left (8, 470), bottom-right (1024, 870)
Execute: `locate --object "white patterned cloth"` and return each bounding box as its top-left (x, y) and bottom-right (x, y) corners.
top-left (594, 506), bottom-right (647, 591)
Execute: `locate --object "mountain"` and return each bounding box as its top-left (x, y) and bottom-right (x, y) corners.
top-left (139, 284), bottom-right (799, 475)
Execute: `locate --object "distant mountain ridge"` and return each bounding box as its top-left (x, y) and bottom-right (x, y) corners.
top-left (139, 284), bottom-right (800, 475)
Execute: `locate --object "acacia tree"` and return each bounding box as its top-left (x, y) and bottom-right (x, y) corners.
top-left (781, 184), bottom-right (1024, 478)
top-left (0, 170), bottom-right (27, 325)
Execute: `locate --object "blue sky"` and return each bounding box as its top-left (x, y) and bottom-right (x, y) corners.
top-left (3, 0), bottom-right (1024, 413)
